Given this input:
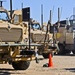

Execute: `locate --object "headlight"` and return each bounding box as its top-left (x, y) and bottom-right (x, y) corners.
top-left (24, 38), bottom-right (28, 42)
top-left (24, 38), bottom-right (32, 43)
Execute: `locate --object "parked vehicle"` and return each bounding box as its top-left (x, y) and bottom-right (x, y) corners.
top-left (12, 10), bottom-right (58, 58)
top-left (0, 1), bottom-right (39, 70)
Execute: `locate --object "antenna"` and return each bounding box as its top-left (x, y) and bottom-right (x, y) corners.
top-left (58, 8), bottom-right (60, 29)
top-left (51, 6), bottom-right (54, 23)
top-left (0, 0), bottom-right (5, 7)
top-left (0, 0), bottom-right (2, 7)
top-left (41, 4), bottom-right (43, 29)
top-left (49, 10), bottom-right (52, 32)
top-left (58, 7), bottom-right (62, 22)
top-left (73, 7), bottom-right (75, 20)
top-left (21, 2), bottom-right (23, 9)
top-left (50, 10), bottom-right (52, 24)
top-left (10, 0), bottom-right (12, 19)
top-left (58, 8), bottom-right (60, 23)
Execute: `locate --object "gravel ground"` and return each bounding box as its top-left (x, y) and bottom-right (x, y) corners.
top-left (0, 55), bottom-right (75, 75)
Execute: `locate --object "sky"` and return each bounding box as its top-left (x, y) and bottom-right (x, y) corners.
top-left (2, 0), bottom-right (75, 24)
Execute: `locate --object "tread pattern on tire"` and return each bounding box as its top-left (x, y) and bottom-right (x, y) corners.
top-left (12, 61), bottom-right (30, 70)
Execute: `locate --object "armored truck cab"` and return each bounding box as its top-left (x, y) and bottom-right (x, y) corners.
top-left (0, 3), bottom-right (36, 70)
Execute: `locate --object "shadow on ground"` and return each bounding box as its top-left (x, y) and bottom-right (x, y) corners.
top-left (0, 68), bottom-right (24, 75)
top-left (55, 54), bottom-right (75, 56)
top-left (65, 68), bottom-right (75, 72)
top-left (0, 68), bottom-right (12, 75)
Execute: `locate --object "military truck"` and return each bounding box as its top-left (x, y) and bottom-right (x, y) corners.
top-left (52, 8), bottom-right (75, 55)
top-left (11, 9), bottom-right (58, 58)
top-left (0, 1), bottom-right (40, 70)
top-left (54, 18), bottom-right (75, 55)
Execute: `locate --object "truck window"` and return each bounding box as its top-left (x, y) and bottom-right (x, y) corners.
top-left (0, 11), bottom-right (9, 21)
top-left (31, 23), bottom-right (40, 30)
top-left (13, 15), bottom-right (19, 24)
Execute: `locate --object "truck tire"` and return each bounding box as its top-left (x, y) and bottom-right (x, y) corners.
top-left (72, 50), bottom-right (75, 54)
top-left (42, 53), bottom-right (49, 58)
top-left (12, 61), bottom-right (30, 70)
top-left (64, 49), bottom-right (71, 54)
top-left (42, 53), bottom-right (53, 59)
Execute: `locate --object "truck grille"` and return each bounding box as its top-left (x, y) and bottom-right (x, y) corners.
top-left (0, 28), bottom-right (22, 42)
top-left (31, 33), bottom-right (49, 42)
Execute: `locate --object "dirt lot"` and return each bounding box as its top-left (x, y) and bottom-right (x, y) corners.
top-left (0, 55), bottom-right (75, 75)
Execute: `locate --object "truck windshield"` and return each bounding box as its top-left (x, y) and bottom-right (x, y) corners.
top-left (0, 11), bottom-right (9, 21)
top-left (31, 23), bottom-right (40, 30)
top-left (70, 20), bottom-right (75, 25)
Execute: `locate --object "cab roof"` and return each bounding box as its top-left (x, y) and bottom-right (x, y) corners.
top-left (0, 6), bottom-right (7, 12)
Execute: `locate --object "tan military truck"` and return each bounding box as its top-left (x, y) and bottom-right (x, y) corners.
top-left (0, 1), bottom-right (39, 70)
top-left (54, 18), bottom-right (75, 55)
top-left (12, 10), bottom-right (58, 58)
top-left (52, 8), bottom-right (75, 55)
